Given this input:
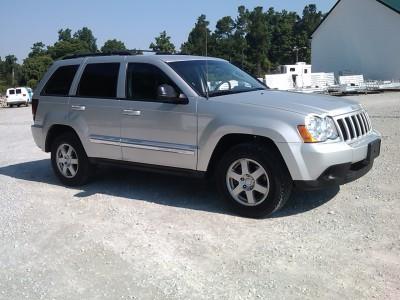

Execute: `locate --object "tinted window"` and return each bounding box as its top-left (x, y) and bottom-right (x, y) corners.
top-left (77, 63), bottom-right (120, 98)
top-left (290, 68), bottom-right (295, 72)
top-left (126, 63), bottom-right (178, 100)
top-left (42, 65), bottom-right (79, 96)
top-left (9, 90), bottom-right (15, 95)
top-left (16, 89), bottom-right (22, 94)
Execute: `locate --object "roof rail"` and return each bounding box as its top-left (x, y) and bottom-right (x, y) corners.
top-left (62, 49), bottom-right (175, 60)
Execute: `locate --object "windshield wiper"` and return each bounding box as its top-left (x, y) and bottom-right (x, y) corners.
top-left (209, 87), bottom-right (266, 97)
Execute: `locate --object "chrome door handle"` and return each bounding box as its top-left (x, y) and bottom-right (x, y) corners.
top-left (71, 105), bottom-right (86, 111)
top-left (123, 109), bottom-right (141, 116)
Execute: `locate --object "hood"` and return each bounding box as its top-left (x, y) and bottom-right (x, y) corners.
top-left (213, 90), bottom-right (361, 116)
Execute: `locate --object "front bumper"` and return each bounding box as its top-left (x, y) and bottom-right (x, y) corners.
top-left (294, 157), bottom-right (375, 190)
top-left (277, 130), bottom-right (381, 182)
top-left (293, 136), bottom-right (381, 190)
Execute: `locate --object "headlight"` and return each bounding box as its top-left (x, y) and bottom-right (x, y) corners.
top-left (298, 115), bottom-right (338, 143)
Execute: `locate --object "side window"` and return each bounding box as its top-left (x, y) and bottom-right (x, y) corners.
top-left (126, 63), bottom-right (178, 100)
top-left (42, 65), bottom-right (79, 96)
top-left (77, 63), bottom-right (120, 98)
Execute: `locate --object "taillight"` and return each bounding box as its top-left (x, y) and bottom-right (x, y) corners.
top-left (5, 95), bottom-right (8, 98)
top-left (32, 98), bottom-right (39, 121)
top-left (23, 94), bottom-right (26, 96)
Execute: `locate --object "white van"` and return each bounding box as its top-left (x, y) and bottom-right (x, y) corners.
top-left (6, 87), bottom-right (30, 107)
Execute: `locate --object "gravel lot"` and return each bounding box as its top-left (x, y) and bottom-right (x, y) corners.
top-left (0, 93), bottom-right (399, 299)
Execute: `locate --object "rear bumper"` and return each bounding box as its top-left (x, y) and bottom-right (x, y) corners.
top-left (31, 125), bottom-right (45, 151)
top-left (7, 99), bottom-right (28, 105)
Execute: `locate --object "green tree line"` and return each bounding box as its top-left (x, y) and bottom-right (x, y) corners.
top-left (0, 4), bottom-right (323, 93)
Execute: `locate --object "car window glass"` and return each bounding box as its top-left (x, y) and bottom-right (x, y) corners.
top-left (126, 63), bottom-right (178, 100)
top-left (16, 89), bottom-right (21, 94)
top-left (77, 63), bottom-right (120, 98)
top-left (168, 60), bottom-right (266, 97)
top-left (42, 65), bottom-right (79, 96)
top-left (9, 90), bottom-right (15, 95)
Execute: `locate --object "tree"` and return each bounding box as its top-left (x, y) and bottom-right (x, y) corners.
top-left (73, 27), bottom-right (98, 53)
top-left (22, 55), bottom-right (53, 88)
top-left (28, 42), bottom-right (47, 58)
top-left (101, 39), bottom-right (127, 53)
top-left (294, 4), bottom-right (324, 62)
top-left (181, 15), bottom-right (213, 56)
top-left (268, 9), bottom-right (299, 67)
top-left (58, 29), bottom-right (72, 42)
top-left (149, 31), bottom-right (176, 53)
top-left (231, 6), bottom-right (250, 69)
top-left (213, 16), bottom-right (235, 61)
top-left (246, 7), bottom-right (272, 76)
top-left (0, 57), bottom-right (7, 93)
top-left (47, 27), bottom-right (98, 60)
top-left (47, 39), bottom-right (90, 60)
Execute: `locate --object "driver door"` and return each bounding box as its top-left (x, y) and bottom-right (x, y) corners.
top-left (120, 63), bottom-right (197, 170)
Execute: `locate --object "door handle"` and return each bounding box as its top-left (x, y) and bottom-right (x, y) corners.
top-left (71, 105), bottom-right (86, 111)
top-left (123, 109), bottom-right (141, 116)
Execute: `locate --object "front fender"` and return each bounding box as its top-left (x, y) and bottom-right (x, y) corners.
top-left (196, 100), bottom-right (304, 171)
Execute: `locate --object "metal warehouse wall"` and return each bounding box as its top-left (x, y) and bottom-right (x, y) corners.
top-left (311, 0), bottom-right (400, 81)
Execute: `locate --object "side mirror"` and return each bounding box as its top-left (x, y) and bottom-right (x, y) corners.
top-left (157, 84), bottom-right (178, 99)
top-left (157, 84), bottom-right (188, 104)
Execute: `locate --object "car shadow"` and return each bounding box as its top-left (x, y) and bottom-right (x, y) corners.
top-left (0, 159), bottom-right (339, 218)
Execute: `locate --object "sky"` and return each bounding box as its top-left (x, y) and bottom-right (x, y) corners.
top-left (0, 0), bottom-right (336, 62)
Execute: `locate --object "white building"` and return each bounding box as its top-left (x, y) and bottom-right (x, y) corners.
top-left (311, 0), bottom-right (400, 81)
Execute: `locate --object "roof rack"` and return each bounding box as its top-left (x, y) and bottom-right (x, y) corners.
top-left (62, 49), bottom-right (175, 60)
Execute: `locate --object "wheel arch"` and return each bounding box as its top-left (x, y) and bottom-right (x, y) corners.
top-left (205, 133), bottom-right (291, 179)
top-left (45, 124), bottom-right (81, 153)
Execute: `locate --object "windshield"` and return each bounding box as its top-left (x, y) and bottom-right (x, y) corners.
top-left (168, 60), bottom-right (267, 97)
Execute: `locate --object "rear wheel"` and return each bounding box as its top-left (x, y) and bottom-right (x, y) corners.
top-left (51, 132), bottom-right (92, 186)
top-left (216, 143), bottom-right (292, 218)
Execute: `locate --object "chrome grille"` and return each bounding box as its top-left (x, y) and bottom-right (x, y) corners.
top-left (335, 110), bottom-right (372, 142)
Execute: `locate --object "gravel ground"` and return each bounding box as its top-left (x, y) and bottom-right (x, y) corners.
top-left (0, 92), bottom-right (399, 299)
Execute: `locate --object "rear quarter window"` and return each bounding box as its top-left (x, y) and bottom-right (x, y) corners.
top-left (42, 65), bottom-right (79, 96)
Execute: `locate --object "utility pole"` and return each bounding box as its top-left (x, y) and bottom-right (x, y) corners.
top-left (293, 46), bottom-right (307, 63)
top-left (12, 67), bottom-right (15, 86)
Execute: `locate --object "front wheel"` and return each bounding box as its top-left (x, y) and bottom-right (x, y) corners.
top-left (51, 132), bottom-right (92, 186)
top-left (216, 143), bottom-right (292, 218)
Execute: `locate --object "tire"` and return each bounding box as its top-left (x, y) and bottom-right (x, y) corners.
top-left (51, 132), bottom-right (92, 186)
top-left (215, 143), bottom-right (292, 218)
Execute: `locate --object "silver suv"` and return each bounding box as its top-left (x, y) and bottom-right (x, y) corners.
top-left (31, 54), bottom-right (381, 218)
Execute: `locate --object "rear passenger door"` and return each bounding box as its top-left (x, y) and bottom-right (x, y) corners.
top-left (69, 59), bottom-right (123, 160)
top-left (120, 62), bottom-right (197, 170)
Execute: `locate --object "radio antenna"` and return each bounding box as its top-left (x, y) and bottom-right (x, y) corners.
top-left (205, 27), bottom-right (209, 99)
